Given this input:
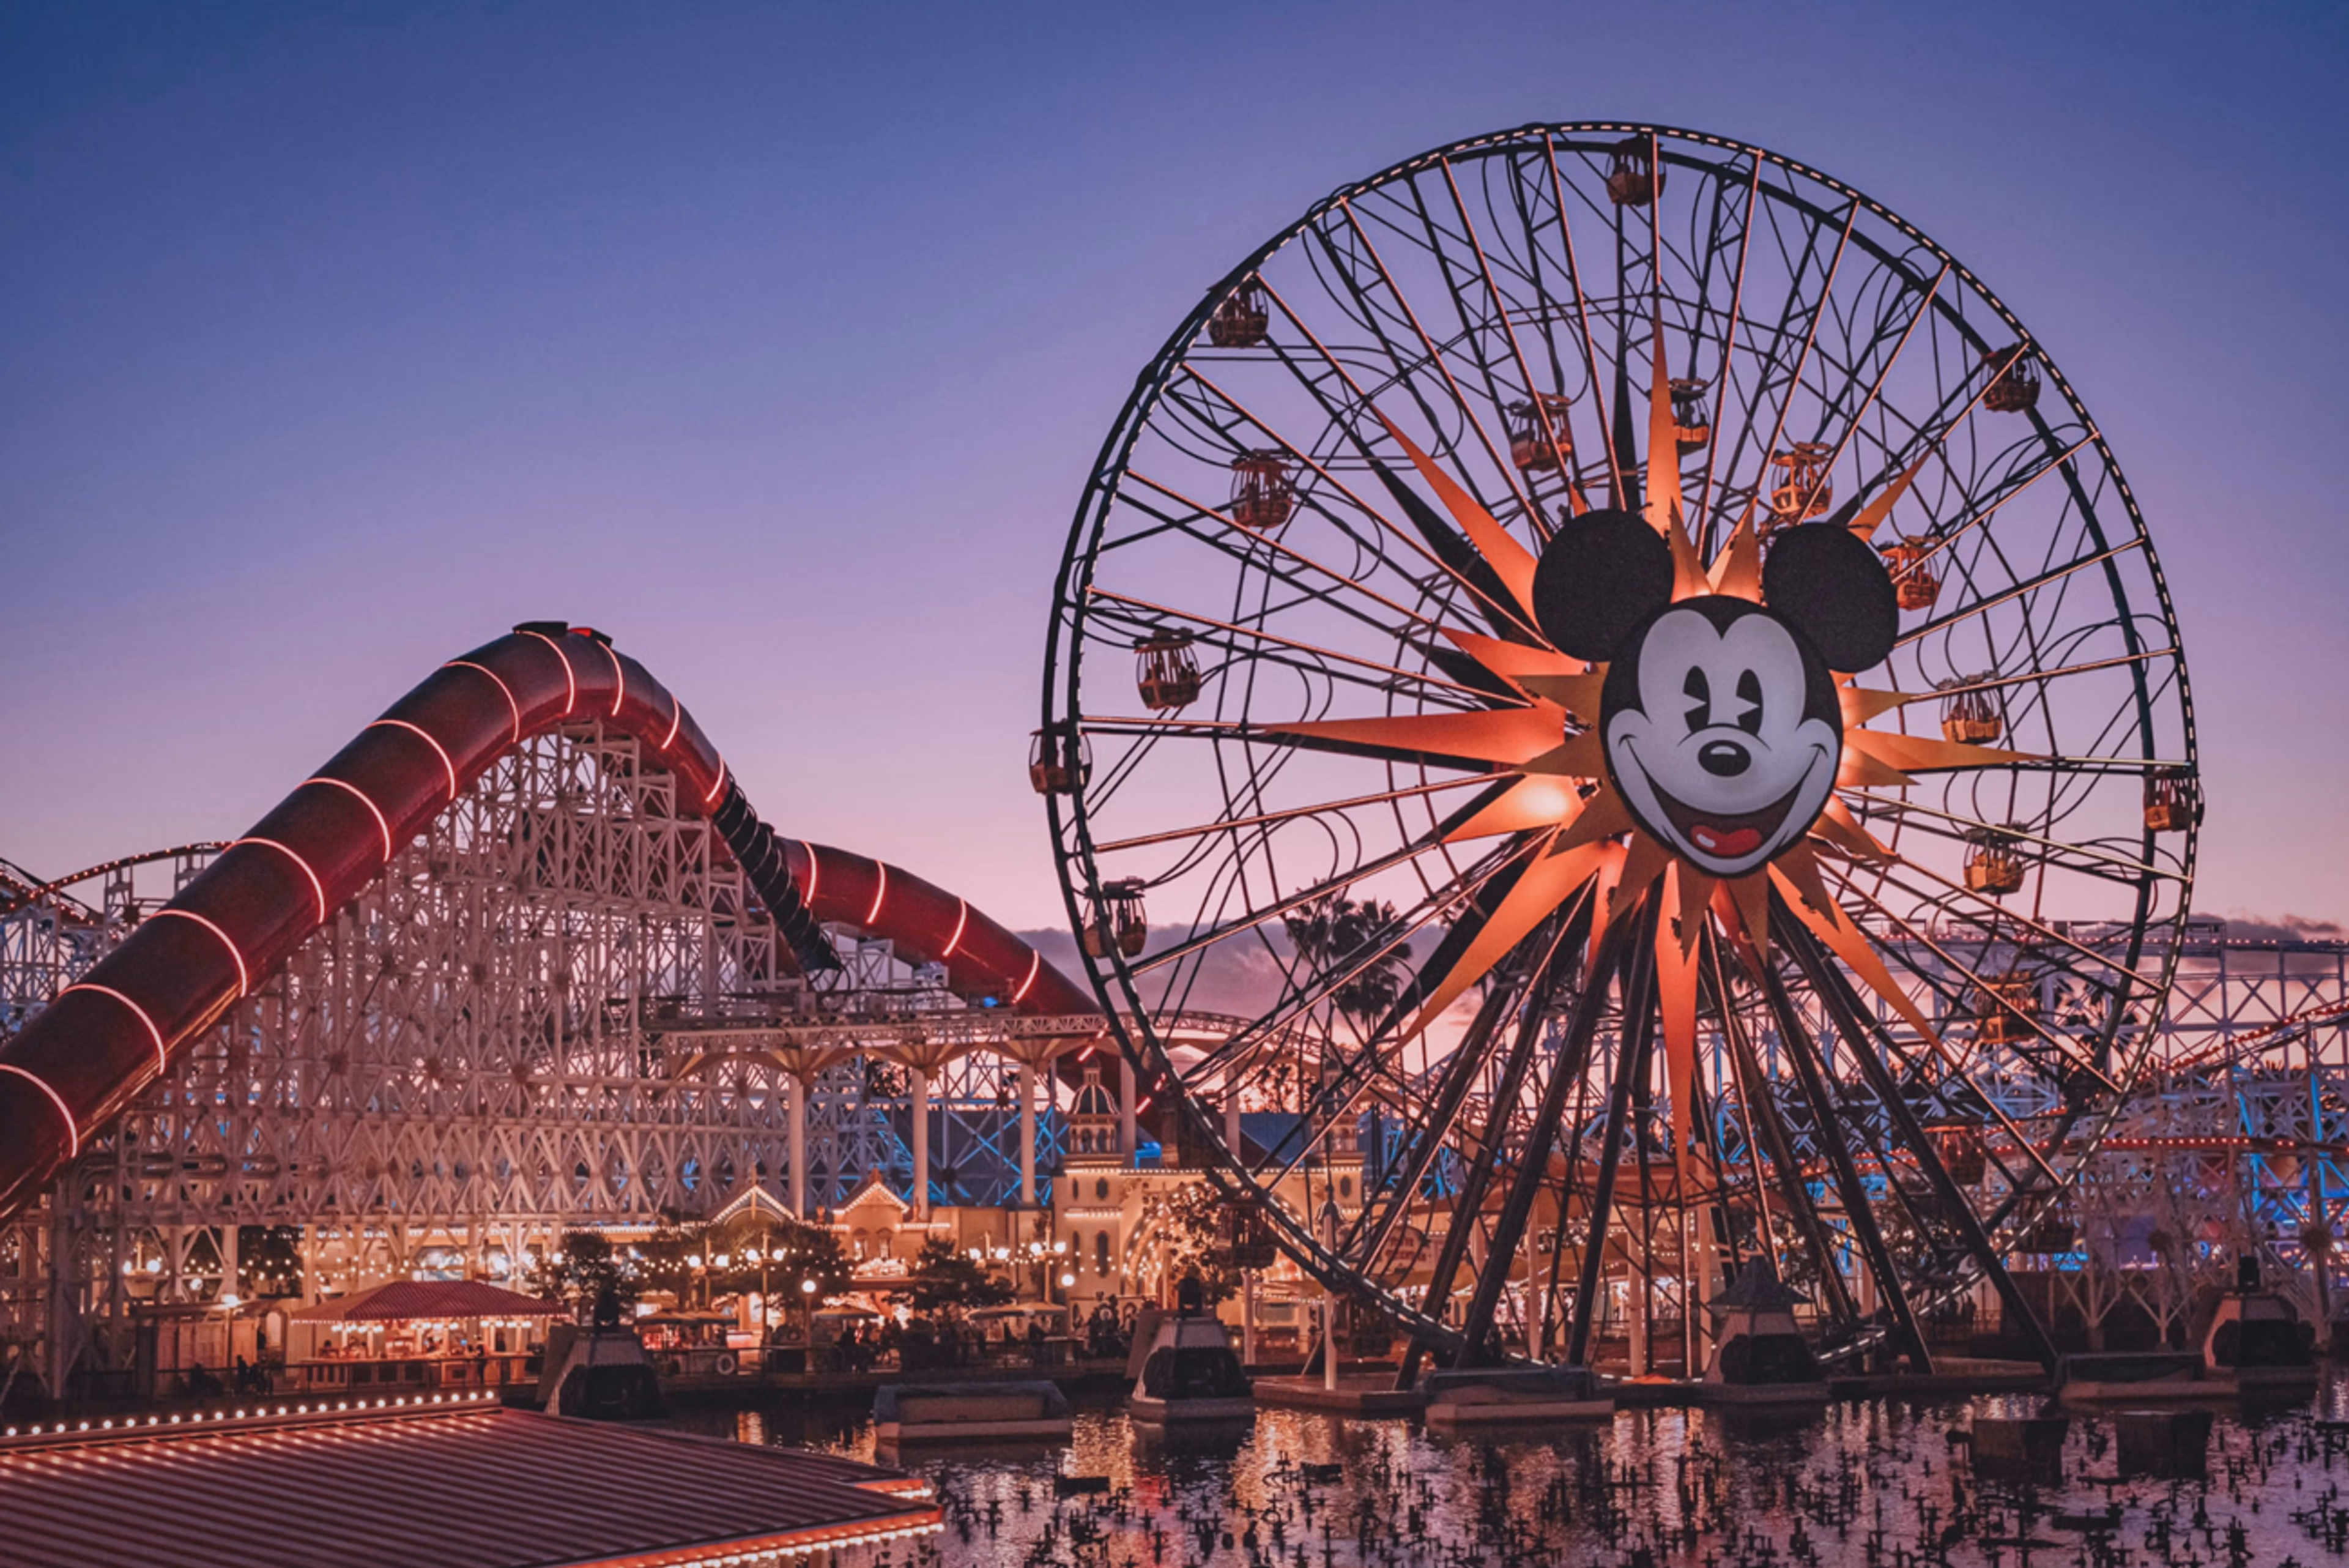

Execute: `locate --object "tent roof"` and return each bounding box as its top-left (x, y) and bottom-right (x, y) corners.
top-left (1707, 1259), bottom-right (1808, 1314)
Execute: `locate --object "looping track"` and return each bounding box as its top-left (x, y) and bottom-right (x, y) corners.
top-left (0, 625), bottom-right (1090, 1219)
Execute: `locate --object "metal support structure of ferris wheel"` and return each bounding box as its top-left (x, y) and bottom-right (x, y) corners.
top-left (1041, 122), bottom-right (2199, 1378)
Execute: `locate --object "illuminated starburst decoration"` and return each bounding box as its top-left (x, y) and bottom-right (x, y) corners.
top-left (1268, 318), bottom-right (2031, 1180)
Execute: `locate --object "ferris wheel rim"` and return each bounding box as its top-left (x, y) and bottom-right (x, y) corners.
top-left (1042, 121), bottom-right (2197, 1362)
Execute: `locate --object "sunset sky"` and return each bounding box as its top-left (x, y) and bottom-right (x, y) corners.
top-left (5, 2), bottom-right (2345, 935)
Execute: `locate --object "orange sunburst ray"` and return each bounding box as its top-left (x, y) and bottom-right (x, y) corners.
top-left (1813, 797), bottom-right (1893, 863)
top-left (1645, 313), bottom-right (1683, 540)
top-left (1769, 845), bottom-right (1942, 1047)
top-left (1375, 409), bottom-right (1539, 617)
top-left (1609, 831), bottom-right (1673, 930)
top-left (1705, 516), bottom-right (1762, 600)
top-left (1408, 838), bottom-right (1609, 1033)
top-left (1518, 730), bottom-right (1605, 778)
top-left (1838, 685), bottom-right (1913, 726)
top-left (1838, 747), bottom-right (1917, 789)
top-left (1710, 872), bottom-right (1772, 975)
top-left (1582, 842), bottom-right (1630, 981)
top-left (1556, 784), bottom-right (1634, 854)
top-left (1511, 672), bottom-right (1605, 716)
top-left (1269, 705), bottom-right (1564, 767)
top-left (1444, 776), bottom-right (1583, 844)
top-left (1438, 626), bottom-right (1586, 685)
top-left (1846, 728), bottom-right (2030, 773)
top-left (1842, 451), bottom-right (1932, 541)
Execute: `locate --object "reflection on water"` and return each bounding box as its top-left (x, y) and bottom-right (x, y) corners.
top-left (668, 1377), bottom-right (2349, 1566)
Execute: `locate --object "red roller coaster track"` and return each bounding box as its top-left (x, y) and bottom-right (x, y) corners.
top-left (0, 625), bottom-right (1092, 1221)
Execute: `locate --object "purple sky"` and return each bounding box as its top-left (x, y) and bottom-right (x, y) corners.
top-left (4, 2), bottom-right (2345, 933)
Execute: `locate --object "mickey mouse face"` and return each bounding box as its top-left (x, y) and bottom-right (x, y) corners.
top-left (1602, 598), bottom-right (1839, 875)
top-left (1531, 512), bottom-right (1898, 878)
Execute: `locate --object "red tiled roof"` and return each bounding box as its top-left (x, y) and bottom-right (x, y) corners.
top-left (0, 1408), bottom-right (938, 1568)
top-left (288, 1279), bottom-right (565, 1322)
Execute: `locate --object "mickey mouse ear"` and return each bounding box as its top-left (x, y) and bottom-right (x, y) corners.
top-left (1761, 524), bottom-right (1899, 672)
top-left (1531, 509), bottom-right (1674, 662)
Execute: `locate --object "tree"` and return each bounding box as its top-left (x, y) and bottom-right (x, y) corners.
top-left (1151, 1183), bottom-right (1242, 1307)
top-left (1284, 894), bottom-right (1416, 1034)
top-left (705, 1213), bottom-right (852, 1307)
top-left (899, 1238), bottom-right (1016, 1317)
top-left (237, 1225), bottom-right (305, 1299)
top-left (526, 1230), bottom-right (637, 1322)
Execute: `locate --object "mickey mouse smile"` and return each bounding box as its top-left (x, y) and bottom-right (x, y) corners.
top-left (1620, 738), bottom-right (1830, 865)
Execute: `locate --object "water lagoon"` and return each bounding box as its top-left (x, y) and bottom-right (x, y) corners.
top-left (672, 1381), bottom-right (2349, 1567)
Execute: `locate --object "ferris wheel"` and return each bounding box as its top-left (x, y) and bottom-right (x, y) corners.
top-left (1041, 124), bottom-right (2196, 1372)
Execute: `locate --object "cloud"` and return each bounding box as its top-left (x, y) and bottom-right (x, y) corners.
top-left (2202, 912), bottom-right (2347, 946)
top-left (1016, 926), bottom-right (1302, 1020)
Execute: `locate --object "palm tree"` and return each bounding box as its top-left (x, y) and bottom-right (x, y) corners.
top-left (1282, 893), bottom-right (1416, 1036)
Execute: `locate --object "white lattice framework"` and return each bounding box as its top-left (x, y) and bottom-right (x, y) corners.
top-left (0, 724), bottom-right (1055, 1394)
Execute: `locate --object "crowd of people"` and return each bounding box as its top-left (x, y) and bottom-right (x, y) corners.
top-left (761, 1301), bottom-right (1141, 1372)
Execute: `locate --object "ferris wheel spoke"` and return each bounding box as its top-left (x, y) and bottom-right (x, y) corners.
top-left (1436, 156), bottom-right (1578, 494)
top-left (1923, 644), bottom-right (2182, 704)
top-left (1898, 429), bottom-right (2098, 573)
top-left (1128, 823), bottom-right (1503, 980)
top-left (1750, 941), bottom-right (1937, 1368)
top-left (1385, 177), bottom-right (1546, 508)
top-left (1179, 363), bottom-right (1540, 638)
top-left (1842, 788), bottom-right (2176, 884)
top-left (1709, 947), bottom-right (1861, 1325)
top-left (1484, 157), bottom-right (1597, 484)
top-left (1899, 535), bottom-right (2145, 652)
top-left (1330, 198), bottom-right (1529, 516)
top-left (1346, 981), bottom-right (1531, 1295)
top-left (1745, 199), bottom-right (1861, 503)
top-left (1822, 869), bottom-right (2126, 1098)
top-left (1691, 159), bottom-right (1764, 550)
top-left (1392, 912), bottom-right (1594, 1377)
top-left (1830, 849), bottom-right (2154, 1001)
top-left (1786, 263), bottom-right (1950, 518)
top-left (1089, 776), bottom-right (1491, 857)
top-left (1534, 133), bottom-right (1624, 502)
top-left (1104, 491), bottom-right (1469, 664)
top-left (1777, 915), bottom-right (2069, 1366)
top-left (1182, 835), bottom-right (1535, 1099)
top-left (1083, 587), bottom-right (1493, 708)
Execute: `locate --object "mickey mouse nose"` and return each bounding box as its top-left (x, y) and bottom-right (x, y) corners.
top-left (1699, 740), bottom-right (1751, 778)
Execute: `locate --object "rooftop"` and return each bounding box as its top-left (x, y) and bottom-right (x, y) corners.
top-left (0, 1402), bottom-right (938, 1568)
